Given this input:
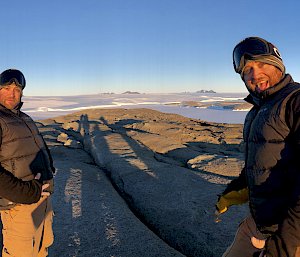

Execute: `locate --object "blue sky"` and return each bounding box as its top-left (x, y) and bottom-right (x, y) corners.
top-left (1, 0), bottom-right (300, 96)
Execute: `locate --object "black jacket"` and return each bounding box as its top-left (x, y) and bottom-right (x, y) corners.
top-left (0, 104), bottom-right (54, 208)
top-left (223, 74), bottom-right (300, 257)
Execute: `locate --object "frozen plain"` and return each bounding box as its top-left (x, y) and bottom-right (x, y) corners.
top-left (22, 92), bottom-right (249, 124)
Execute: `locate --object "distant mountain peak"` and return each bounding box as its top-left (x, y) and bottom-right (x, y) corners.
top-left (196, 90), bottom-right (216, 93)
top-left (122, 91), bottom-right (141, 94)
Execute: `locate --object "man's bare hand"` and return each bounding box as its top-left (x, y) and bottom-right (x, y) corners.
top-left (34, 173), bottom-right (41, 180)
top-left (34, 173), bottom-right (50, 197)
top-left (41, 183), bottom-right (50, 197)
top-left (251, 237), bottom-right (266, 249)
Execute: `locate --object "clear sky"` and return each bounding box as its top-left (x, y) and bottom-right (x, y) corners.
top-left (1, 0), bottom-right (300, 96)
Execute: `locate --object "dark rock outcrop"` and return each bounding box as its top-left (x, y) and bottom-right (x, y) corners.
top-left (39, 108), bottom-right (249, 257)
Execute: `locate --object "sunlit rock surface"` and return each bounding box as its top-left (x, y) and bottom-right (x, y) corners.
top-left (0, 108), bottom-right (249, 257)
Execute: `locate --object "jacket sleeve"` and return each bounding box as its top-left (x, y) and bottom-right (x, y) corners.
top-left (0, 165), bottom-right (42, 204)
top-left (222, 167), bottom-right (248, 195)
top-left (264, 92), bottom-right (300, 257)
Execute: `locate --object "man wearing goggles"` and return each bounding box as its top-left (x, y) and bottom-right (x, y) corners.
top-left (216, 37), bottom-right (300, 257)
top-left (0, 69), bottom-right (55, 257)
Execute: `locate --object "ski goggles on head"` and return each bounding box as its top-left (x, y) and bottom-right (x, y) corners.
top-left (0, 69), bottom-right (26, 89)
top-left (233, 37), bottom-right (282, 73)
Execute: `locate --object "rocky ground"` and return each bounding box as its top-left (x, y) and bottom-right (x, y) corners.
top-left (1, 108), bottom-right (250, 257)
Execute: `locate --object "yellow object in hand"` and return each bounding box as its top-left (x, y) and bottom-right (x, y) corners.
top-left (216, 188), bottom-right (249, 214)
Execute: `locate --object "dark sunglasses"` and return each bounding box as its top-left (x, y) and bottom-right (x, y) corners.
top-left (0, 69), bottom-right (26, 89)
top-left (233, 37), bottom-right (282, 73)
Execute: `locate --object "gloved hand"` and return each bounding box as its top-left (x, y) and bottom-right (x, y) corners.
top-left (215, 187), bottom-right (249, 214)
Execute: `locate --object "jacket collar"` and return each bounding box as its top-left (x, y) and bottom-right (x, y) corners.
top-left (245, 74), bottom-right (294, 106)
top-left (0, 102), bottom-right (23, 115)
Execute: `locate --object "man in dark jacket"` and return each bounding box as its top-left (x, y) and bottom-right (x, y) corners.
top-left (0, 69), bottom-right (55, 257)
top-left (216, 37), bottom-right (300, 257)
